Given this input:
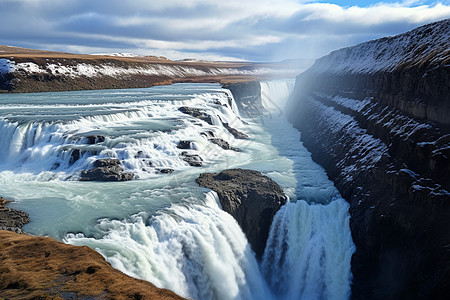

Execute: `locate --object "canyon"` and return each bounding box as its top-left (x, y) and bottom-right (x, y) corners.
top-left (287, 19), bottom-right (450, 299)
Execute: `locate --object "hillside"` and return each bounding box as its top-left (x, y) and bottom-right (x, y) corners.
top-left (288, 19), bottom-right (450, 299)
top-left (0, 230), bottom-right (185, 299)
top-left (0, 45), bottom-right (294, 93)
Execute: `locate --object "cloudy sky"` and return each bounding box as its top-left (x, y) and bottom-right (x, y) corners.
top-left (1, 0), bottom-right (449, 66)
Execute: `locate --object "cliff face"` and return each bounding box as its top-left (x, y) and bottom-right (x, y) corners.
top-left (288, 19), bottom-right (450, 299)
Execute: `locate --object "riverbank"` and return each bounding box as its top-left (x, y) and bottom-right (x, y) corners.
top-left (0, 198), bottom-right (30, 233)
top-left (0, 229), bottom-right (185, 299)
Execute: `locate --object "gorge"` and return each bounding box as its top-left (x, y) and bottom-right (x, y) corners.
top-left (0, 19), bottom-right (449, 300)
top-left (287, 19), bottom-right (450, 299)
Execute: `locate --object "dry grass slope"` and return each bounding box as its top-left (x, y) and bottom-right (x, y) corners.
top-left (0, 230), bottom-right (185, 300)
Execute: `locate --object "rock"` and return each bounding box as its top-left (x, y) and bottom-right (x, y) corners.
top-left (70, 149), bottom-right (80, 164)
top-left (196, 169), bottom-right (287, 258)
top-left (135, 150), bottom-right (145, 158)
top-left (288, 19), bottom-right (450, 299)
top-left (209, 138), bottom-right (240, 151)
top-left (223, 122), bottom-right (249, 139)
top-left (177, 140), bottom-right (192, 149)
top-left (159, 168), bottom-right (175, 174)
top-left (222, 82), bottom-right (267, 117)
top-left (0, 230), bottom-right (185, 299)
top-left (181, 152), bottom-right (203, 167)
top-left (0, 199), bottom-right (30, 234)
top-left (179, 107), bottom-right (213, 125)
top-left (86, 135), bottom-right (105, 144)
top-left (80, 158), bottom-right (134, 181)
top-left (200, 131), bottom-right (215, 138)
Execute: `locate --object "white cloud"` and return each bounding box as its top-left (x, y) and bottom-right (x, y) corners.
top-left (0, 0), bottom-right (449, 61)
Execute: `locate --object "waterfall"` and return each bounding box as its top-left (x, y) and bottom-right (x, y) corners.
top-left (0, 82), bottom-right (355, 300)
top-left (260, 80), bottom-right (355, 300)
top-left (66, 192), bottom-right (273, 300)
top-left (260, 80), bottom-right (295, 113)
top-left (0, 86), bottom-right (247, 180)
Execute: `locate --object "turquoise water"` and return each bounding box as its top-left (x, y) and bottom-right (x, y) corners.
top-left (0, 81), bottom-right (354, 300)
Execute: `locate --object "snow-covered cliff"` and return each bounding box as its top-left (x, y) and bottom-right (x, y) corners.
top-left (289, 19), bottom-right (450, 299)
top-left (309, 19), bottom-right (449, 75)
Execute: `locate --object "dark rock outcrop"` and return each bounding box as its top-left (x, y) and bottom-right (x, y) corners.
top-left (209, 138), bottom-right (240, 151)
top-left (181, 152), bottom-right (203, 167)
top-left (222, 122), bottom-right (249, 139)
top-left (80, 158), bottom-right (134, 181)
top-left (0, 198), bottom-right (30, 233)
top-left (288, 19), bottom-right (450, 299)
top-left (70, 149), bottom-right (81, 164)
top-left (177, 140), bottom-right (193, 149)
top-left (196, 169), bottom-right (287, 258)
top-left (178, 107), bottom-right (213, 125)
top-left (86, 135), bottom-right (105, 144)
top-left (222, 82), bottom-right (267, 117)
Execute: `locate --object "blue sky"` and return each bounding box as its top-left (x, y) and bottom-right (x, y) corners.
top-left (0, 0), bottom-right (449, 66)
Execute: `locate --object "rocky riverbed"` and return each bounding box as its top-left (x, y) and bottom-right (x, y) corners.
top-left (0, 198), bottom-right (30, 233)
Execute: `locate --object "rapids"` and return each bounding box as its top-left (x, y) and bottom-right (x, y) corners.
top-left (0, 81), bottom-right (354, 300)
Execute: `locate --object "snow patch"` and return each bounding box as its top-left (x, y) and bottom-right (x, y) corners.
top-left (94, 53), bottom-right (141, 57)
top-left (4, 60), bottom-right (276, 79)
top-left (310, 97), bottom-right (389, 177)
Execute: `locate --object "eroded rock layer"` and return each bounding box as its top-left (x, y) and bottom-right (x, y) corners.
top-left (288, 19), bottom-right (450, 299)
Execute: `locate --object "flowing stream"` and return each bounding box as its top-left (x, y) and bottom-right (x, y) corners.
top-left (0, 81), bottom-right (354, 300)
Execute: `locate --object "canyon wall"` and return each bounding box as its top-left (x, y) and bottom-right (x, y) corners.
top-left (288, 19), bottom-right (450, 299)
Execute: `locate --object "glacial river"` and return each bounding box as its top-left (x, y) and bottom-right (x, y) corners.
top-left (0, 80), bottom-right (354, 300)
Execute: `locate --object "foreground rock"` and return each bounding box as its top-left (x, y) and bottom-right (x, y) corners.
top-left (0, 198), bottom-right (30, 233)
top-left (0, 230), bottom-right (184, 300)
top-left (80, 158), bottom-right (134, 181)
top-left (288, 19), bottom-right (450, 299)
top-left (196, 169), bottom-right (286, 258)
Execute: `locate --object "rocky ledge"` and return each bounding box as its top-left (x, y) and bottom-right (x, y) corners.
top-left (0, 230), bottom-right (184, 299)
top-left (196, 169), bottom-right (287, 258)
top-left (0, 198), bottom-right (30, 233)
top-left (288, 19), bottom-right (450, 299)
top-left (80, 158), bottom-right (134, 181)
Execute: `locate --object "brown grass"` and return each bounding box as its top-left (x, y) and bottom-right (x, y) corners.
top-left (0, 230), bottom-right (185, 300)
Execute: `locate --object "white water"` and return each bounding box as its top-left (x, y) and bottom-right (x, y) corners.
top-left (258, 81), bottom-right (355, 300)
top-left (0, 81), bottom-right (354, 300)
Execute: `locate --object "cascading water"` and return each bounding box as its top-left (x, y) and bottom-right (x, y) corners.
top-left (259, 80), bottom-right (355, 300)
top-left (0, 81), bottom-right (354, 300)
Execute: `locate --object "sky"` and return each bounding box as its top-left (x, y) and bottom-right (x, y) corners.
top-left (0, 0), bottom-right (449, 66)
